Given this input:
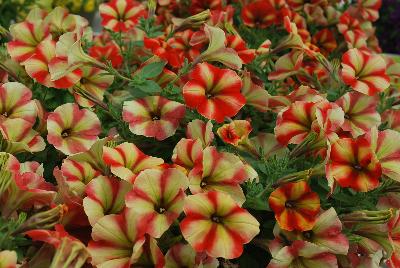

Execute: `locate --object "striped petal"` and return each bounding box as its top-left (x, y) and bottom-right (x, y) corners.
top-left (172, 138), bottom-right (203, 170)
top-left (336, 91), bottom-right (381, 137)
top-left (0, 118), bottom-right (45, 154)
top-left (180, 191), bottom-right (260, 259)
top-left (125, 168), bottom-right (188, 238)
top-left (47, 103), bottom-right (101, 155)
top-left (275, 101), bottom-right (317, 145)
top-left (102, 142), bottom-right (164, 183)
top-left (99, 0), bottom-right (147, 32)
top-left (326, 137), bottom-right (381, 192)
top-left (183, 63), bottom-right (245, 123)
top-left (186, 119), bottom-right (214, 148)
top-left (83, 176), bottom-right (132, 226)
top-left (188, 146), bottom-right (249, 205)
top-left (367, 128), bottom-right (400, 182)
top-left (88, 208), bottom-right (146, 267)
top-left (0, 82), bottom-right (37, 125)
top-left (269, 181), bottom-right (320, 231)
top-left (341, 48), bottom-right (390, 95)
top-left (123, 96), bottom-right (185, 141)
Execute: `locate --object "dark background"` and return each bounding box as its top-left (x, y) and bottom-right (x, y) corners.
top-left (376, 0), bottom-right (400, 54)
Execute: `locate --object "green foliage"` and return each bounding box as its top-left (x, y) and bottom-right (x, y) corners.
top-left (137, 17), bottom-right (164, 38)
top-left (0, 213), bottom-right (30, 259)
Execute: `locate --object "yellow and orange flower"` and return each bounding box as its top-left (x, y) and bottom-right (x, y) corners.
top-left (217, 120), bottom-right (252, 146)
top-left (326, 136), bottom-right (382, 192)
top-left (269, 181), bottom-right (321, 231)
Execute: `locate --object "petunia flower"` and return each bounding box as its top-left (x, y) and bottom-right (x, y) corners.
top-left (188, 146), bottom-right (249, 204)
top-left (0, 250), bottom-right (17, 268)
top-left (122, 96), bottom-right (185, 141)
top-left (240, 71), bottom-right (271, 113)
top-left (341, 48), bottom-right (390, 96)
top-left (274, 100), bottom-right (344, 149)
top-left (125, 168), bottom-right (188, 238)
top-left (274, 208), bottom-right (349, 255)
top-left (88, 43), bottom-right (123, 68)
top-left (182, 62), bottom-right (245, 123)
top-left (102, 142), bottom-right (164, 183)
top-left (217, 120), bottom-right (252, 146)
top-left (1, 158), bottom-right (56, 217)
top-left (343, 30), bottom-right (368, 50)
top-left (267, 239), bottom-right (338, 268)
top-left (337, 11), bottom-right (362, 35)
top-left (190, 0), bottom-right (222, 14)
top-left (87, 208), bottom-right (147, 267)
top-left (268, 51), bottom-right (304, 81)
top-left (194, 25), bottom-right (243, 70)
top-left (186, 119), bottom-right (214, 148)
top-left (311, 29), bottom-right (337, 56)
top-left (52, 168), bottom-right (89, 227)
top-left (382, 109), bottom-right (400, 132)
top-left (43, 6), bottom-right (89, 37)
top-left (335, 91), bottom-right (381, 138)
top-left (83, 175), bottom-right (132, 226)
top-left (47, 103), bottom-right (101, 155)
top-left (165, 243), bottom-right (218, 268)
top-left (167, 30), bottom-right (204, 63)
top-left (144, 37), bottom-right (184, 69)
top-left (241, 0), bottom-right (278, 28)
top-left (6, 13), bottom-right (49, 63)
top-left (23, 38), bottom-right (83, 89)
top-left (0, 118), bottom-right (45, 154)
top-left (0, 82), bottom-right (37, 125)
top-left (226, 34), bottom-right (256, 64)
top-left (72, 66), bottom-right (114, 108)
top-left (26, 224), bottom-right (89, 268)
top-left (99, 0), bottom-right (147, 32)
top-left (357, 0), bottom-right (382, 22)
top-left (326, 136), bottom-right (381, 192)
top-left (269, 181), bottom-right (321, 231)
top-left (61, 159), bottom-right (102, 197)
top-left (180, 191), bottom-right (260, 259)
top-left (172, 138), bottom-right (203, 171)
top-left (367, 128), bottom-right (400, 182)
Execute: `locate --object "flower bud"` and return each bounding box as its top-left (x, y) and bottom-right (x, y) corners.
top-left (172, 10), bottom-right (211, 33)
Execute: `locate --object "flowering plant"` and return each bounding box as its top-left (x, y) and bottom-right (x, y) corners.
top-left (0, 0), bottom-right (400, 267)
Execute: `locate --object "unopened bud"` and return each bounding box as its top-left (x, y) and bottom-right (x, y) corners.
top-left (341, 209), bottom-right (393, 224)
top-left (172, 10), bottom-right (211, 33)
top-left (15, 205), bottom-right (66, 234)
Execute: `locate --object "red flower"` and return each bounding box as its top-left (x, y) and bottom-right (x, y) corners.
top-left (241, 0), bottom-right (278, 28)
top-left (144, 37), bottom-right (184, 68)
top-left (88, 44), bottom-right (123, 68)
top-left (182, 63), bottom-right (245, 123)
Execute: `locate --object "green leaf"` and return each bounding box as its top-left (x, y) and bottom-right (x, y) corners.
top-left (137, 61), bottom-right (166, 79)
top-left (243, 196), bottom-right (270, 211)
top-left (135, 80), bottom-right (162, 94)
